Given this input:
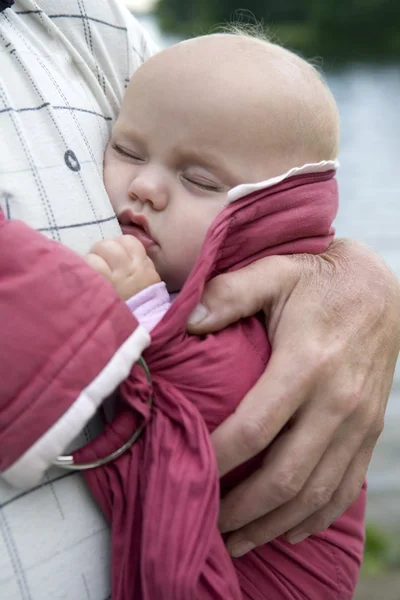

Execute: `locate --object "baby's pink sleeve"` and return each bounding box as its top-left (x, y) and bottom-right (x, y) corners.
top-left (125, 282), bottom-right (171, 332)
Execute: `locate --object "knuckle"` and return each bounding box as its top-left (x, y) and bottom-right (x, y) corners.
top-left (308, 510), bottom-right (336, 534)
top-left (348, 405), bottom-right (385, 447)
top-left (345, 387), bottom-right (364, 412)
top-left (312, 344), bottom-right (335, 372)
top-left (90, 239), bottom-right (109, 254)
top-left (356, 397), bottom-right (386, 439)
top-left (85, 252), bottom-right (98, 266)
top-left (85, 253), bottom-right (106, 274)
top-left (100, 239), bottom-right (123, 259)
top-left (301, 485), bottom-right (334, 513)
top-left (269, 469), bottom-right (304, 504)
top-left (236, 417), bottom-right (271, 457)
top-left (368, 416), bottom-right (384, 441)
top-left (208, 271), bottom-right (253, 316)
top-left (102, 239), bottom-right (118, 249)
top-left (332, 485), bottom-right (360, 513)
top-left (209, 275), bottom-right (238, 307)
top-left (246, 524), bottom-right (278, 546)
top-left (296, 343), bottom-right (335, 384)
top-left (329, 388), bottom-right (363, 420)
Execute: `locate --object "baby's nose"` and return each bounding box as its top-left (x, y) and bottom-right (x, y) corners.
top-left (128, 169), bottom-right (169, 210)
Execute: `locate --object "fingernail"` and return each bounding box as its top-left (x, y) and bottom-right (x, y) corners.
top-left (188, 303), bottom-right (209, 325)
top-left (287, 532), bottom-right (309, 545)
top-left (229, 540), bottom-right (256, 558)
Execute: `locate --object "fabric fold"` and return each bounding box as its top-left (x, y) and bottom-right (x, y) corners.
top-left (76, 171), bottom-right (365, 599)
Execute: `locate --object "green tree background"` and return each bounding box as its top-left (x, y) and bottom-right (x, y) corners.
top-left (156, 0), bottom-right (400, 59)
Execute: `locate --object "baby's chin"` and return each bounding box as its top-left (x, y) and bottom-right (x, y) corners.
top-left (164, 275), bottom-right (185, 294)
top-left (157, 264), bottom-right (191, 294)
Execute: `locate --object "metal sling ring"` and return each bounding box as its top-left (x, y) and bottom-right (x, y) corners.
top-left (53, 357), bottom-right (153, 471)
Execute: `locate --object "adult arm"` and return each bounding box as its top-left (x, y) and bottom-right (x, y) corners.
top-left (0, 209), bottom-right (150, 489)
top-left (188, 239), bottom-right (400, 555)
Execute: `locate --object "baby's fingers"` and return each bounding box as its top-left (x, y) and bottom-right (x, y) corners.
top-left (85, 253), bottom-right (113, 280)
top-left (115, 235), bottom-right (147, 260)
top-left (88, 239), bottom-right (129, 270)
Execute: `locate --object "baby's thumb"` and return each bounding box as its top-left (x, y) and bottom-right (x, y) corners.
top-left (187, 256), bottom-right (296, 335)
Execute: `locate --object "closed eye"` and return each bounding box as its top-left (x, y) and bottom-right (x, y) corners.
top-left (112, 144), bottom-right (144, 161)
top-left (183, 176), bottom-right (221, 192)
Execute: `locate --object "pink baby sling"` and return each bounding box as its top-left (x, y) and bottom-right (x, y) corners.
top-left (75, 171), bottom-right (366, 599)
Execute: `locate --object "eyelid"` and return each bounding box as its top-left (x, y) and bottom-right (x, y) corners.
top-left (184, 169), bottom-right (220, 185)
top-left (183, 175), bottom-right (221, 192)
top-left (112, 143), bottom-right (145, 160)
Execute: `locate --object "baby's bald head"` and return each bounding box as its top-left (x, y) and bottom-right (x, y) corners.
top-left (120, 33), bottom-right (339, 182)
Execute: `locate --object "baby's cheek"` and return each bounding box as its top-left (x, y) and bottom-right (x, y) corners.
top-left (178, 239), bottom-right (202, 271)
top-left (103, 172), bottom-right (119, 209)
top-left (103, 160), bottom-right (129, 212)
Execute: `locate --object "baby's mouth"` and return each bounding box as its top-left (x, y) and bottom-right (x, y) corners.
top-left (119, 210), bottom-right (157, 249)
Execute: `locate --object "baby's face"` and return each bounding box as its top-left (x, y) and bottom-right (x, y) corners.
top-left (104, 51), bottom-right (262, 292)
top-left (104, 130), bottom-right (228, 292)
top-left (104, 77), bottom-right (237, 291)
top-left (104, 35), bottom-right (338, 291)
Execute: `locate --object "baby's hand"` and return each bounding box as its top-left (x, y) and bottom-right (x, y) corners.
top-left (85, 235), bottom-right (161, 300)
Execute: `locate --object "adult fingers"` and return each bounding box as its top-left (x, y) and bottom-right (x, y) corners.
top-left (285, 443), bottom-right (374, 544)
top-left (211, 347), bottom-right (307, 479)
top-left (218, 391), bottom-right (360, 534)
top-left (211, 326), bottom-right (344, 480)
top-left (222, 414), bottom-right (367, 556)
top-left (187, 255), bottom-right (298, 334)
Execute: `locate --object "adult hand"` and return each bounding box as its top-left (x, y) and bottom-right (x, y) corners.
top-left (187, 239), bottom-right (400, 557)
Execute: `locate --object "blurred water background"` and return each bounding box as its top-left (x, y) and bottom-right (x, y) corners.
top-left (125, 1), bottom-right (400, 594)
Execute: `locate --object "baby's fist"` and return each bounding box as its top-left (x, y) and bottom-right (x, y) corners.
top-left (85, 235), bottom-right (160, 300)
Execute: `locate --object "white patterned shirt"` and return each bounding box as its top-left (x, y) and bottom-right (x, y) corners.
top-left (0, 1), bottom-right (157, 598)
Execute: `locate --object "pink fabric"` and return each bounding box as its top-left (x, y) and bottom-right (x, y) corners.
top-left (0, 208), bottom-right (140, 480)
top-left (76, 171), bottom-right (366, 599)
top-left (126, 282), bottom-right (171, 332)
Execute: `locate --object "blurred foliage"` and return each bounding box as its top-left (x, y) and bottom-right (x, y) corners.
top-left (363, 524), bottom-right (400, 576)
top-left (155, 0), bottom-right (400, 60)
